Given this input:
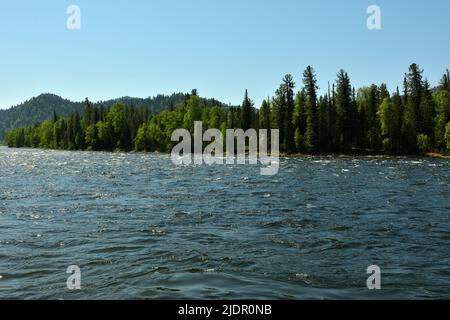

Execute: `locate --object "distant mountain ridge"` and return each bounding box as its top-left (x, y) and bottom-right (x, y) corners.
top-left (0, 93), bottom-right (229, 140)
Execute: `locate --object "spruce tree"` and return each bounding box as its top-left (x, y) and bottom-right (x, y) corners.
top-left (241, 89), bottom-right (253, 131)
top-left (302, 66), bottom-right (318, 150)
top-left (283, 74), bottom-right (295, 153)
top-left (419, 80), bottom-right (435, 139)
top-left (274, 85), bottom-right (286, 149)
top-left (335, 70), bottom-right (354, 148)
top-left (292, 91), bottom-right (306, 151)
top-left (259, 99), bottom-right (271, 130)
top-left (401, 64), bottom-right (424, 152)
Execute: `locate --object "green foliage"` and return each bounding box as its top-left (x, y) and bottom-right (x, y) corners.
top-left (434, 90), bottom-right (450, 151)
top-left (5, 64), bottom-right (450, 156)
top-left (259, 100), bottom-right (271, 130)
top-left (401, 63), bottom-right (425, 153)
top-left (357, 85), bottom-right (381, 148)
top-left (241, 90), bottom-right (254, 131)
top-left (183, 92), bottom-right (202, 133)
top-left (335, 70), bottom-right (355, 148)
top-left (417, 134), bottom-right (432, 153)
top-left (378, 98), bottom-right (396, 150)
top-left (0, 93), bottom-right (204, 141)
top-left (446, 122), bottom-right (450, 152)
top-left (294, 128), bottom-right (303, 151)
top-left (303, 66), bottom-right (318, 151)
top-left (273, 75), bottom-right (295, 152)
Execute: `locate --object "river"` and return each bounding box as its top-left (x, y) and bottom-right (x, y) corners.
top-left (0, 146), bottom-right (449, 299)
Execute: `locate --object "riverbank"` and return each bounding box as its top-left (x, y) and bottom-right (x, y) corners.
top-left (425, 152), bottom-right (450, 159)
top-left (280, 149), bottom-right (450, 159)
top-left (3, 145), bottom-right (449, 160)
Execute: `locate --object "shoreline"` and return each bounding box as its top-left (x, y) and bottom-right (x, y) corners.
top-left (2, 145), bottom-right (449, 159)
top-left (279, 151), bottom-right (450, 159)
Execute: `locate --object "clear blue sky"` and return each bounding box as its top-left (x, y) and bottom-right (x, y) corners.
top-left (1, 0), bottom-right (449, 109)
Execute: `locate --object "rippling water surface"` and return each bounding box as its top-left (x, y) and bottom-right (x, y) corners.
top-left (0, 146), bottom-right (449, 299)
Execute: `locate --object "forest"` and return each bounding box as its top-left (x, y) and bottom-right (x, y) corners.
top-left (5, 64), bottom-right (450, 155)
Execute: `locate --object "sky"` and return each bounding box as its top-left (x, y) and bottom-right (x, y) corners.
top-left (0, 0), bottom-right (449, 109)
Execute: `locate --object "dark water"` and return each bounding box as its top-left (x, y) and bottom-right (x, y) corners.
top-left (0, 146), bottom-right (449, 299)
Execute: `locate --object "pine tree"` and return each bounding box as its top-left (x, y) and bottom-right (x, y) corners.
top-left (401, 64), bottom-right (424, 152)
top-left (282, 74), bottom-right (295, 153)
top-left (379, 83), bottom-right (390, 102)
top-left (274, 85), bottom-right (286, 148)
top-left (259, 99), bottom-right (271, 129)
top-left (52, 110), bottom-right (58, 123)
top-left (392, 87), bottom-right (404, 150)
top-left (439, 69), bottom-right (450, 92)
top-left (292, 90), bottom-right (306, 148)
top-left (328, 83), bottom-right (339, 149)
top-left (302, 66), bottom-right (318, 150)
top-left (84, 98), bottom-right (93, 126)
top-left (335, 70), bottom-right (354, 148)
top-left (402, 77), bottom-right (408, 107)
top-left (241, 89), bottom-right (253, 131)
top-left (419, 80), bottom-right (435, 139)
top-left (317, 95), bottom-right (330, 150)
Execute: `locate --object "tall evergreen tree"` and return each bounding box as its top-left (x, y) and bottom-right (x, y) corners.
top-left (274, 85), bottom-right (287, 148)
top-left (402, 63), bottom-right (424, 152)
top-left (84, 98), bottom-right (93, 126)
top-left (317, 95), bottom-right (331, 150)
top-left (419, 79), bottom-right (435, 139)
top-left (282, 74), bottom-right (295, 153)
top-left (302, 66), bottom-right (318, 150)
top-left (392, 87), bottom-right (404, 150)
top-left (259, 99), bottom-right (271, 130)
top-left (335, 70), bottom-right (354, 148)
top-left (439, 69), bottom-right (450, 92)
top-left (241, 89), bottom-right (253, 131)
top-left (292, 91), bottom-right (306, 150)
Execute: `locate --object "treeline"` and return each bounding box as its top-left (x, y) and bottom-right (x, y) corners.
top-left (6, 64), bottom-right (450, 155)
top-left (0, 92), bottom-right (214, 140)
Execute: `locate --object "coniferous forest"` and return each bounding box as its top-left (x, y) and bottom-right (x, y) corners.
top-left (5, 64), bottom-right (450, 155)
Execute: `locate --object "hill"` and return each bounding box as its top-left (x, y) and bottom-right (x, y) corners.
top-left (0, 93), bottom-right (229, 140)
top-left (0, 94), bottom-right (83, 140)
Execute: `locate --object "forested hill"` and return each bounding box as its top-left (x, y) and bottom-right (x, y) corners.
top-left (0, 94), bottom-right (83, 140)
top-left (0, 93), bottom-right (228, 140)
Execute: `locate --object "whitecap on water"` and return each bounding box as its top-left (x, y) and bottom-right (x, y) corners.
top-left (401, 160), bottom-right (423, 165)
top-left (313, 160), bottom-right (333, 164)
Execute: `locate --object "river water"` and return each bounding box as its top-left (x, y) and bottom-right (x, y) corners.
top-left (0, 146), bottom-right (449, 299)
